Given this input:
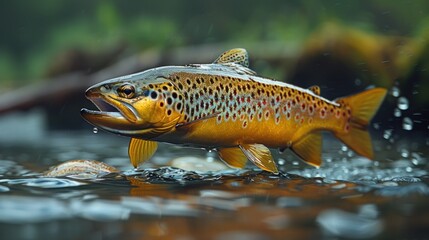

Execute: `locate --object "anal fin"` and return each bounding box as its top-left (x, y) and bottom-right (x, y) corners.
top-left (291, 132), bottom-right (322, 167)
top-left (239, 144), bottom-right (278, 174)
top-left (129, 138), bottom-right (158, 168)
top-left (218, 147), bottom-right (247, 169)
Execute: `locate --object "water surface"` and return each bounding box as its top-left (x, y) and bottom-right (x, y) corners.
top-left (0, 131), bottom-right (428, 240)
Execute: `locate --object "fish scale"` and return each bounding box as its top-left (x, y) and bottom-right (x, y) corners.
top-left (81, 48), bottom-right (387, 174)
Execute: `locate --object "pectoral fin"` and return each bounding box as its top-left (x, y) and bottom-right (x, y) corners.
top-left (291, 132), bottom-right (322, 167)
top-left (218, 147), bottom-right (247, 169)
top-left (239, 144), bottom-right (278, 174)
top-left (128, 138), bottom-right (158, 168)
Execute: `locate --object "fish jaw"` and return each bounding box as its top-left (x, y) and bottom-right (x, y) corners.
top-left (81, 87), bottom-right (144, 134)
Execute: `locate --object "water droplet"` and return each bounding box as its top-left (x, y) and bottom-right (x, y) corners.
top-left (92, 127), bottom-right (98, 134)
top-left (390, 86), bottom-right (400, 97)
top-left (406, 167), bottom-right (413, 172)
top-left (354, 78), bottom-right (362, 86)
top-left (292, 161), bottom-right (300, 166)
top-left (397, 97), bottom-right (409, 110)
top-left (341, 145), bottom-right (348, 152)
top-left (278, 158), bottom-right (285, 166)
top-left (400, 149), bottom-right (409, 158)
top-left (402, 117), bottom-right (413, 131)
top-left (411, 152), bottom-right (424, 165)
top-left (393, 108), bottom-right (401, 117)
top-left (383, 129), bottom-right (393, 140)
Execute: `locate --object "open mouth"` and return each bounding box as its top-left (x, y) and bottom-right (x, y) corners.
top-left (80, 90), bottom-right (140, 132)
top-left (81, 97), bottom-right (123, 118)
top-left (81, 96), bottom-right (124, 119)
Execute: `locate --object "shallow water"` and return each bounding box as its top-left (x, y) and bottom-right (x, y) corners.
top-left (0, 131), bottom-right (428, 240)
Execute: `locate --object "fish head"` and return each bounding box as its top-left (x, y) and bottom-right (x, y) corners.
top-left (81, 74), bottom-right (184, 139)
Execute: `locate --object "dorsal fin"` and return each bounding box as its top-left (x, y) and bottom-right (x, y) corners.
top-left (214, 48), bottom-right (249, 67)
top-left (308, 85), bottom-right (321, 95)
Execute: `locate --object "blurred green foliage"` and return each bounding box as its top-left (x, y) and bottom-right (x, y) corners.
top-left (1, 0), bottom-right (429, 86)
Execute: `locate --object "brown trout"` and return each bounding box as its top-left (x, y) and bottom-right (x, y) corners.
top-left (81, 48), bottom-right (387, 173)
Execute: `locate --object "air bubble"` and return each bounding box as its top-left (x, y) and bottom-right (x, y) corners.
top-left (402, 117), bottom-right (413, 131)
top-left (92, 127), bottom-right (98, 134)
top-left (341, 145), bottom-right (348, 152)
top-left (397, 97), bottom-right (409, 110)
top-left (390, 86), bottom-right (400, 97)
top-left (278, 159), bottom-right (285, 166)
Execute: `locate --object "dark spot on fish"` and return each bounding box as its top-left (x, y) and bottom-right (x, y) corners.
top-left (166, 97), bottom-right (173, 105)
top-left (167, 109), bottom-right (172, 116)
top-left (150, 91), bottom-right (158, 99)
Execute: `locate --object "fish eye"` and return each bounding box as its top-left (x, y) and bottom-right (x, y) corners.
top-left (117, 84), bottom-right (135, 99)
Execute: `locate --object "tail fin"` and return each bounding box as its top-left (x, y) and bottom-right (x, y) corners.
top-left (334, 88), bottom-right (387, 159)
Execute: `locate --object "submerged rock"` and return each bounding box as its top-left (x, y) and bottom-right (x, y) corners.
top-left (43, 159), bottom-right (118, 178)
top-left (169, 156), bottom-right (230, 172)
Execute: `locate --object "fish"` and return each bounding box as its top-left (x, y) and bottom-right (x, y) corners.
top-left (81, 48), bottom-right (387, 174)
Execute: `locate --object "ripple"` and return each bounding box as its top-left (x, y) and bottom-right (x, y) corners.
top-left (70, 199), bottom-right (130, 221)
top-left (317, 209), bottom-right (383, 238)
top-left (126, 166), bottom-right (224, 183)
top-left (0, 185), bottom-right (10, 192)
top-left (6, 177), bottom-right (85, 188)
top-left (0, 196), bottom-right (71, 223)
top-left (375, 182), bottom-right (429, 196)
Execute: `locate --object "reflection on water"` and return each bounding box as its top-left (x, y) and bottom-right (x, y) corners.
top-left (0, 132), bottom-right (428, 239)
